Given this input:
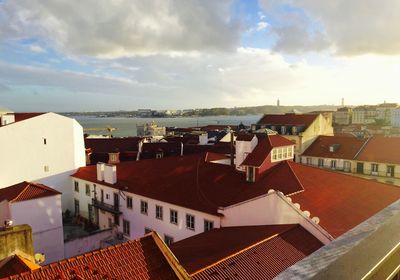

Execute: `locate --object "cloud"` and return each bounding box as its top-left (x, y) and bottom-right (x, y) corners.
top-left (29, 45), bottom-right (46, 53)
top-left (1, 49), bottom-right (400, 111)
top-left (0, 0), bottom-right (240, 58)
top-left (256, 21), bottom-right (269, 31)
top-left (259, 0), bottom-right (400, 55)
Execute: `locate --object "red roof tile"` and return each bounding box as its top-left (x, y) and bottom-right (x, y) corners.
top-left (72, 155), bottom-right (303, 215)
top-left (356, 136), bottom-right (400, 164)
top-left (13, 113), bottom-right (44, 123)
top-left (0, 182), bottom-right (60, 203)
top-left (4, 233), bottom-right (187, 280)
top-left (236, 133), bottom-right (255, 141)
top-left (257, 114), bottom-right (318, 127)
top-left (302, 135), bottom-right (367, 160)
top-left (85, 137), bottom-right (142, 153)
top-left (288, 161), bottom-right (400, 237)
top-left (170, 224), bottom-right (323, 279)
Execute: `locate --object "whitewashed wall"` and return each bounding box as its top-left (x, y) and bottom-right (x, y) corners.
top-left (9, 194), bottom-right (64, 264)
top-left (64, 229), bottom-right (112, 259)
top-left (235, 136), bottom-right (258, 170)
top-left (0, 113), bottom-right (86, 211)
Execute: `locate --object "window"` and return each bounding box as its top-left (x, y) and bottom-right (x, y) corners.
top-left (281, 126), bottom-right (286, 135)
top-left (85, 184), bottom-right (90, 196)
top-left (156, 205), bottom-right (163, 220)
top-left (74, 199), bottom-right (79, 216)
top-left (186, 214), bottom-right (195, 230)
top-left (123, 219), bottom-right (130, 236)
top-left (372, 163), bottom-right (379, 174)
top-left (126, 196), bottom-right (133, 209)
top-left (272, 149), bottom-right (277, 160)
top-left (331, 160), bottom-right (337, 169)
top-left (170, 209), bottom-right (178, 225)
top-left (145, 227), bottom-right (152, 234)
top-left (288, 146), bottom-right (293, 157)
top-left (204, 220), bottom-right (214, 232)
top-left (140, 200), bottom-right (148, 215)
top-left (164, 235), bottom-right (174, 246)
top-left (114, 214), bottom-right (119, 226)
top-left (344, 161), bottom-right (351, 172)
top-left (43, 138), bottom-right (47, 145)
top-left (387, 165), bottom-right (395, 177)
top-left (44, 165), bottom-right (49, 172)
top-left (74, 181), bottom-right (79, 192)
top-left (306, 158), bottom-right (312, 165)
top-left (156, 152), bottom-right (163, 159)
top-left (292, 126), bottom-right (297, 135)
top-left (318, 158), bottom-right (324, 167)
top-left (246, 166), bottom-right (255, 183)
top-left (106, 194), bottom-right (110, 200)
top-left (283, 148), bottom-right (288, 158)
top-left (278, 148), bottom-right (282, 160)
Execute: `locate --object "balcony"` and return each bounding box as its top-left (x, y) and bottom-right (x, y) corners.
top-left (92, 198), bottom-right (122, 215)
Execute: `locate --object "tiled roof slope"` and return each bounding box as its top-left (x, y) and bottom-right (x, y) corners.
top-left (288, 161), bottom-right (400, 237)
top-left (356, 136), bottom-right (400, 164)
top-left (302, 135), bottom-right (367, 159)
top-left (3, 233), bottom-right (188, 280)
top-left (85, 137), bottom-right (142, 153)
top-left (13, 113), bottom-right (44, 123)
top-left (0, 182), bottom-right (60, 203)
top-left (170, 224), bottom-right (323, 280)
top-left (72, 155), bottom-right (303, 216)
top-left (257, 114), bottom-right (318, 127)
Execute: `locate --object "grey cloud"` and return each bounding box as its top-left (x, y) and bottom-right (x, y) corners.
top-left (1, 0), bottom-right (240, 57)
top-left (260, 0), bottom-right (400, 55)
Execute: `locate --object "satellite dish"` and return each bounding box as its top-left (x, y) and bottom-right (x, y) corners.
top-left (34, 253), bottom-right (46, 264)
top-left (312, 217), bottom-right (320, 224)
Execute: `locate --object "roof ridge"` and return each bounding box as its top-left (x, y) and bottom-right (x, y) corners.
top-left (285, 161), bottom-right (305, 194)
top-left (10, 181), bottom-right (31, 203)
top-left (353, 136), bottom-right (372, 160)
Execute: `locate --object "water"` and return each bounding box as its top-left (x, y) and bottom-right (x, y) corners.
top-left (73, 115), bottom-right (261, 137)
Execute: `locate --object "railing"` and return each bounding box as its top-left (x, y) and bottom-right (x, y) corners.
top-left (92, 199), bottom-right (121, 215)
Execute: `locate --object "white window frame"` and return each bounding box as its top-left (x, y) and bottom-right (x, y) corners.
top-left (123, 219), bottom-right (130, 236)
top-left (156, 205), bottom-right (163, 220)
top-left (204, 220), bottom-right (214, 232)
top-left (186, 214), bottom-right (195, 231)
top-left (140, 200), bottom-right (148, 215)
top-left (170, 209), bottom-right (178, 225)
top-left (126, 196), bottom-right (133, 209)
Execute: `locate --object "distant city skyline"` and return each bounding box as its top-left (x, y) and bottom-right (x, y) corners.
top-left (1, 0), bottom-right (400, 111)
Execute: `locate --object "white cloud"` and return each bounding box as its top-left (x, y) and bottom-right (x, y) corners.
top-left (259, 0), bottom-right (400, 55)
top-left (1, 0), bottom-right (240, 58)
top-left (29, 45), bottom-right (46, 53)
top-left (1, 49), bottom-right (400, 111)
top-left (256, 21), bottom-right (269, 31)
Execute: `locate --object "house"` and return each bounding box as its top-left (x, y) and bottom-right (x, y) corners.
top-left (334, 107), bottom-right (352, 125)
top-left (392, 107), bottom-right (400, 128)
top-left (70, 132), bottom-right (400, 249)
top-left (0, 229), bottom-right (190, 280)
top-left (252, 113), bottom-right (333, 161)
top-left (0, 112), bottom-right (86, 211)
top-left (352, 105), bottom-right (378, 124)
top-left (170, 224), bottom-right (323, 279)
top-left (300, 135), bottom-right (400, 183)
top-left (376, 102), bottom-right (397, 123)
top-left (0, 182), bottom-right (64, 264)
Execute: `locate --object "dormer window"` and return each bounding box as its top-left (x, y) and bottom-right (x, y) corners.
top-left (292, 126), bottom-right (297, 135)
top-left (281, 126), bottom-right (286, 135)
top-left (246, 166), bottom-right (255, 182)
top-left (156, 152), bottom-right (164, 159)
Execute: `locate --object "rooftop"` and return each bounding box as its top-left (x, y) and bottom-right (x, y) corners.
top-left (257, 113), bottom-right (318, 128)
top-left (0, 182), bottom-right (61, 203)
top-left (2, 232), bottom-right (189, 280)
top-left (356, 136), bottom-right (400, 164)
top-left (170, 224), bottom-right (323, 279)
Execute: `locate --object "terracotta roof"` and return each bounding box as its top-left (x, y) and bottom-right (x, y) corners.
top-left (302, 135), bottom-right (367, 160)
top-left (196, 125), bottom-right (237, 131)
top-left (0, 182), bottom-right (60, 203)
top-left (13, 113), bottom-right (44, 123)
top-left (236, 133), bottom-right (255, 141)
top-left (3, 233), bottom-right (188, 280)
top-left (356, 136), bottom-right (400, 164)
top-left (257, 114), bottom-right (318, 127)
top-left (72, 155), bottom-right (303, 216)
top-left (241, 134), bottom-right (294, 167)
top-left (0, 256), bottom-right (40, 279)
top-left (170, 224), bottom-right (323, 279)
top-left (288, 162), bottom-right (400, 237)
top-left (85, 137), bottom-right (141, 153)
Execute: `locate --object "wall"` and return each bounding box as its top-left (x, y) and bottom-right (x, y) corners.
top-left (9, 194), bottom-right (64, 264)
top-left (1, 114), bottom-right (15, 126)
top-left (0, 113), bottom-right (86, 211)
top-left (0, 224), bottom-right (34, 262)
top-left (73, 178), bottom-right (221, 244)
top-left (64, 229), bottom-right (112, 259)
top-left (220, 192), bottom-right (332, 244)
top-left (235, 136), bottom-right (258, 170)
top-left (0, 200), bottom-right (10, 223)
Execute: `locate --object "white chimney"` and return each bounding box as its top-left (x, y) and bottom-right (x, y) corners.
top-left (96, 162), bottom-right (105, 181)
top-left (104, 164), bottom-right (117, 184)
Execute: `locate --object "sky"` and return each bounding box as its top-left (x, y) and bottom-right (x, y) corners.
top-left (0, 0), bottom-right (400, 112)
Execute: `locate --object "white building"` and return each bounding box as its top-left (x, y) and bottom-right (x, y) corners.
top-left (0, 181), bottom-right (64, 264)
top-left (0, 112), bottom-right (86, 211)
top-left (392, 107), bottom-right (400, 128)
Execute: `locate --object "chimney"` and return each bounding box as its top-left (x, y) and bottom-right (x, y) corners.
top-left (0, 224), bottom-right (35, 263)
top-left (96, 162), bottom-right (105, 181)
top-left (104, 164), bottom-right (117, 184)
